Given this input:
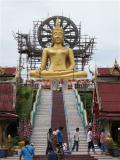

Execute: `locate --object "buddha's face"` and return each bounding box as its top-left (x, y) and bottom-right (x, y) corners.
top-left (52, 30), bottom-right (64, 44)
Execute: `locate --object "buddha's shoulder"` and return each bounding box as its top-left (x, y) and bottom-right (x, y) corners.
top-left (43, 47), bottom-right (73, 52)
top-left (43, 48), bottom-right (49, 51)
top-left (48, 47), bottom-right (72, 50)
top-left (43, 47), bottom-right (54, 51)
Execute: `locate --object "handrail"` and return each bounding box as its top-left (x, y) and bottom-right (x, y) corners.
top-left (30, 88), bottom-right (41, 128)
top-left (74, 89), bottom-right (88, 128)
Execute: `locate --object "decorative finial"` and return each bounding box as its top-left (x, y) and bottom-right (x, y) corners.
top-left (55, 17), bottom-right (61, 27)
top-left (114, 58), bottom-right (118, 67)
top-left (110, 58), bottom-right (120, 75)
top-left (52, 17), bottom-right (63, 34)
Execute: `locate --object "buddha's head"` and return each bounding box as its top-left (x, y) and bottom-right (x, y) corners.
top-left (52, 17), bottom-right (64, 46)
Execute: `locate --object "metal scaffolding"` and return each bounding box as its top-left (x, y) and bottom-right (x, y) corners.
top-left (15, 16), bottom-right (95, 80)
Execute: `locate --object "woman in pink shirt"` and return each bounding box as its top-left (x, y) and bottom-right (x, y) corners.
top-left (100, 129), bottom-right (107, 153)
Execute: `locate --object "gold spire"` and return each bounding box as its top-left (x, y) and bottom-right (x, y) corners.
top-left (110, 58), bottom-right (120, 75)
top-left (55, 17), bottom-right (61, 27)
top-left (114, 58), bottom-right (119, 68)
top-left (52, 17), bottom-right (63, 34)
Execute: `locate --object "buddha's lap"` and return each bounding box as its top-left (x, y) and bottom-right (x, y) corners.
top-left (30, 69), bottom-right (87, 78)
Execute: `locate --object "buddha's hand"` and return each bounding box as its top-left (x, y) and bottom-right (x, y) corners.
top-left (38, 68), bottom-right (42, 75)
top-left (38, 67), bottom-right (41, 70)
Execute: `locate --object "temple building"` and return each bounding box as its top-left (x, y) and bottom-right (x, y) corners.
top-left (0, 67), bottom-right (18, 146)
top-left (92, 60), bottom-right (120, 144)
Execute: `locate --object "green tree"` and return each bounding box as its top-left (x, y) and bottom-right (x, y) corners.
top-left (16, 84), bottom-right (36, 119)
top-left (79, 91), bottom-right (93, 122)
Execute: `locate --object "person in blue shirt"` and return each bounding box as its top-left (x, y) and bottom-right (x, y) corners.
top-left (19, 139), bottom-right (34, 160)
top-left (57, 126), bottom-right (64, 147)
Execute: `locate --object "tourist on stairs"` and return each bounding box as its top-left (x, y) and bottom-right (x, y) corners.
top-left (19, 139), bottom-right (34, 160)
top-left (72, 128), bottom-right (80, 152)
top-left (100, 129), bottom-right (107, 154)
top-left (56, 126), bottom-right (64, 147)
top-left (87, 127), bottom-right (95, 154)
top-left (46, 128), bottom-right (54, 155)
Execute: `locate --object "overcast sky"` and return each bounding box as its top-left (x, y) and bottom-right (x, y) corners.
top-left (0, 0), bottom-right (120, 71)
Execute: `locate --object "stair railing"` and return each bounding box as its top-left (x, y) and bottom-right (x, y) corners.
top-left (74, 89), bottom-right (88, 128)
top-left (30, 88), bottom-right (41, 128)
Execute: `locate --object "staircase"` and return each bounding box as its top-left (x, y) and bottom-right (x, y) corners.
top-left (30, 89), bottom-right (52, 155)
top-left (63, 89), bottom-right (88, 154)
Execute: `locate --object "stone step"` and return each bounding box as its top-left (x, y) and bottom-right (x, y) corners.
top-left (31, 132), bottom-right (48, 134)
top-left (34, 145), bottom-right (46, 148)
top-left (32, 130), bottom-right (48, 133)
top-left (31, 133), bottom-right (48, 135)
top-left (32, 130), bottom-right (49, 132)
top-left (0, 155), bottom-right (18, 160)
top-left (36, 109), bottom-right (50, 112)
top-left (31, 138), bottom-right (47, 141)
top-left (34, 148), bottom-right (47, 150)
top-left (35, 115), bottom-right (50, 117)
top-left (34, 123), bottom-right (50, 126)
top-left (32, 128), bottom-right (49, 131)
top-left (34, 121), bottom-right (50, 123)
top-left (31, 140), bottom-right (47, 143)
top-left (30, 89), bottom-right (52, 154)
top-left (35, 116), bottom-right (50, 117)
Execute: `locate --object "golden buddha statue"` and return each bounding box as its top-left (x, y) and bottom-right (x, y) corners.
top-left (30, 17), bottom-right (87, 79)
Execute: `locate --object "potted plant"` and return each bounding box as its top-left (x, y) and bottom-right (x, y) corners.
top-left (106, 134), bottom-right (120, 157)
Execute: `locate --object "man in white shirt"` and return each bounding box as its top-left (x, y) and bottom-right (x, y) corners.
top-left (72, 128), bottom-right (80, 152)
top-left (87, 127), bottom-right (95, 154)
top-left (59, 83), bottom-right (62, 92)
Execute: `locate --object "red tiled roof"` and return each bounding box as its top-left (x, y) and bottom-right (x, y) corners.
top-left (97, 67), bottom-right (120, 76)
top-left (0, 112), bottom-right (18, 120)
top-left (97, 83), bottom-right (120, 112)
top-left (0, 67), bottom-right (16, 76)
top-left (0, 83), bottom-right (16, 112)
top-left (98, 112), bottom-right (120, 120)
top-left (97, 68), bottom-right (111, 76)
